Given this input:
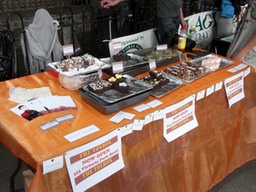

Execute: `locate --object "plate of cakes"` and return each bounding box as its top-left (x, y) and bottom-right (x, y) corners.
top-left (189, 54), bottom-right (233, 71)
top-left (163, 61), bottom-right (211, 82)
top-left (47, 53), bottom-right (111, 77)
top-left (140, 71), bottom-right (185, 98)
top-left (82, 74), bottom-right (153, 104)
top-left (134, 48), bottom-right (180, 68)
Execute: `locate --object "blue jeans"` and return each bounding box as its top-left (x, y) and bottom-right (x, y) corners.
top-left (156, 15), bottom-right (180, 45)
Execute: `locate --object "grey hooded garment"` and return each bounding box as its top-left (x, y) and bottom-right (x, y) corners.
top-left (21, 9), bottom-right (63, 74)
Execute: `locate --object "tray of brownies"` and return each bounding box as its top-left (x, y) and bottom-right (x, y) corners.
top-left (79, 74), bottom-right (153, 114)
top-left (140, 71), bottom-right (185, 98)
top-left (47, 53), bottom-right (111, 77)
top-left (188, 54), bottom-right (234, 71)
top-left (134, 47), bottom-right (180, 68)
top-left (163, 61), bottom-right (211, 82)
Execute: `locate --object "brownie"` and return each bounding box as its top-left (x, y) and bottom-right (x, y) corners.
top-left (113, 81), bottom-right (131, 93)
top-left (142, 71), bottom-right (169, 90)
top-left (113, 54), bottom-right (131, 61)
top-left (164, 62), bottom-right (204, 80)
top-left (107, 74), bottom-right (131, 94)
top-left (87, 80), bottom-right (112, 94)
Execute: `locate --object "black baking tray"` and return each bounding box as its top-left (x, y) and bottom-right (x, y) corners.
top-left (79, 87), bottom-right (152, 114)
top-left (101, 53), bottom-right (150, 76)
top-left (82, 75), bottom-right (152, 104)
top-left (103, 64), bottom-right (150, 77)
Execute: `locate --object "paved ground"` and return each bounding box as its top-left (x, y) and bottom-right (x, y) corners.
top-left (0, 143), bottom-right (255, 192)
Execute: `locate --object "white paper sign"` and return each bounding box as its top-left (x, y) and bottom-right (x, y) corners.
top-left (156, 44), bottom-right (168, 50)
top-left (112, 61), bottom-right (124, 73)
top-left (215, 81), bottom-right (223, 92)
top-left (163, 95), bottom-right (198, 142)
top-left (196, 90), bottom-right (205, 101)
top-left (43, 155), bottom-right (64, 174)
top-left (144, 113), bottom-right (154, 125)
top-left (120, 123), bottom-right (133, 137)
top-left (110, 111), bottom-right (135, 123)
top-left (133, 103), bottom-right (150, 112)
top-left (63, 44), bottom-right (74, 56)
top-left (149, 59), bottom-right (156, 70)
top-left (206, 85), bottom-right (215, 96)
top-left (64, 125), bottom-right (100, 142)
top-left (65, 129), bottom-right (124, 192)
top-left (132, 119), bottom-right (144, 131)
top-left (146, 99), bottom-right (163, 108)
top-left (153, 110), bottom-right (165, 121)
top-left (224, 72), bottom-right (245, 107)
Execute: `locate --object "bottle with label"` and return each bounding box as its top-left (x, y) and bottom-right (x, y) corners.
top-left (178, 30), bottom-right (187, 52)
top-left (188, 25), bottom-right (196, 41)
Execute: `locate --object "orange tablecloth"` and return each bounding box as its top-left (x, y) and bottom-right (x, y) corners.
top-left (0, 60), bottom-right (256, 192)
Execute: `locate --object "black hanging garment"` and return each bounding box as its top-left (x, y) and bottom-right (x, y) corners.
top-left (0, 30), bottom-right (17, 81)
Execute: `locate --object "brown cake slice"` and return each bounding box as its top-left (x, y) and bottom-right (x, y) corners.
top-left (108, 74), bottom-right (131, 94)
top-left (87, 79), bottom-right (112, 94)
top-left (113, 81), bottom-right (131, 93)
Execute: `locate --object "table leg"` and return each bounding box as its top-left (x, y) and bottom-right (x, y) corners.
top-left (10, 158), bottom-right (23, 192)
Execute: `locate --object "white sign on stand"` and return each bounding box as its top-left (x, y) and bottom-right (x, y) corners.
top-left (108, 28), bottom-right (158, 56)
top-left (112, 61), bottom-right (124, 73)
top-left (224, 72), bottom-right (245, 107)
top-left (65, 129), bottom-right (124, 192)
top-left (149, 59), bottom-right (156, 70)
top-left (163, 95), bottom-right (198, 142)
top-left (63, 44), bottom-right (74, 56)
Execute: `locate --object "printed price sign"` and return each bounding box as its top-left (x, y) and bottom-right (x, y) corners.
top-left (224, 72), bottom-right (245, 107)
top-left (65, 129), bottom-right (124, 192)
top-left (163, 95), bottom-right (198, 142)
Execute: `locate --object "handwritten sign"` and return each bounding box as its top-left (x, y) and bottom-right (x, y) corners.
top-left (65, 129), bottom-right (124, 192)
top-left (163, 95), bottom-right (198, 142)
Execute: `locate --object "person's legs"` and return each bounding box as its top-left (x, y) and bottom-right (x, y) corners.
top-left (156, 16), bottom-right (180, 45)
top-left (215, 11), bottom-right (235, 38)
